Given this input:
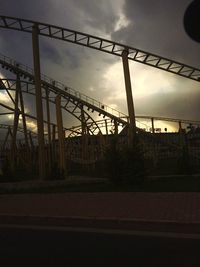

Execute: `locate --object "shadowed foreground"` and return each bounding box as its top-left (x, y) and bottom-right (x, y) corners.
top-left (1, 226), bottom-right (200, 266)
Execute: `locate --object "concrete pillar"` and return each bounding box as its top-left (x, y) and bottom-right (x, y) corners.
top-left (32, 24), bottom-right (46, 179)
top-left (122, 49), bottom-right (136, 146)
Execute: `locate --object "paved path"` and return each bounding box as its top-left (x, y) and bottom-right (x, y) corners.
top-left (0, 192), bottom-right (200, 230)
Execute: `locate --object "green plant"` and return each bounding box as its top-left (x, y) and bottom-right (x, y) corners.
top-left (104, 137), bottom-right (146, 184)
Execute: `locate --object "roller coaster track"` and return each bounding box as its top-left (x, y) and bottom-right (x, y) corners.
top-left (0, 123), bottom-right (37, 137)
top-left (0, 54), bottom-right (128, 131)
top-left (68, 116), bottom-right (200, 136)
top-left (1, 76), bottom-right (200, 138)
top-left (0, 79), bottom-right (96, 137)
top-left (136, 116), bottom-right (200, 126)
top-left (0, 15), bottom-right (199, 82)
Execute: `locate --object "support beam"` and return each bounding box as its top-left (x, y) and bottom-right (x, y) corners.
top-left (122, 49), bottom-right (136, 145)
top-left (114, 120), bottom-right (118, 136)
top-left (179, 121), bottom-right (182, 131)
top-left (52, 124), bottom-right (56, 164)
top-left (32, 24), bottom-right (46, 179)
top-left (179, 121), bottom-right (185, 147)
top-left (81, 106), bottom-right (88, 160)
top-left (11, 76), bottom-right (20, 171)
top-left (29, 131), bottom-right (34, 152)
top-left (45, 88), bottom-right (52, 174)
top-left (151, 118), bottom-right (155, 134)
top-left (151, 117), bottom-right (157, 166)
top-left (55, 95), bottom-right (66, 175)
top-left (18, 78), bottom-right (29, 151)
top-left (2, 127), bottom-right (12, 152)
top-left (105, 119), bottom-right (108, 135)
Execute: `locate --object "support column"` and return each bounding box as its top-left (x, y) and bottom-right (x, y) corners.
top-left (105, 119), bottom-right (108, 135)
top-left (3, 127), bottom-right (12, 153)
top-left (52, 124), bottom-right (56, 162)
top-left (151, 118), bottom-right (155, 134)
top-left (29, 132), bottom-right (34, 152)
top-left (114, 120), bottom-right (118, 136)
top-left (55, 95), bottom-right (66, 175)
top-left (179, 121), bottom-right (185, 147)
top-left (81, 106), bottom-right (88, 161)
top-left (18, 78), bottom-right (30, 159)
top-left (179, 121), bottom-right (182, 131)
top-left (11, 76), bottom-right (20, 171)
top-left (45, 88), bottom-right (52, 174)
top-left (32, 24), bottom-right (46, 179)
top-left (28, 131), bottom-right (35, 164)
top-left (122, 49), bottom-right (136, 146)
top-left (151, 117), bottom-right (157, 166)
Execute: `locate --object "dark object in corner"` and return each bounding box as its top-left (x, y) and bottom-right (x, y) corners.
top-left (184, 0), bottom-right (200, 42)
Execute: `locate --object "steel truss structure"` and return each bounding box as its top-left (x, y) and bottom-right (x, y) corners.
top-left (0, 16), bottom-right (200, 179)
top-left (0, 16), bottom-right (200, 82)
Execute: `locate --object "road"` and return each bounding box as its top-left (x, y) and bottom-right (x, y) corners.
top-left (0, 225), bottom-right (200, 266)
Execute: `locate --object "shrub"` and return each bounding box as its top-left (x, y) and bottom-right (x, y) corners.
top-left (104, 137), bottom-right (146, 184)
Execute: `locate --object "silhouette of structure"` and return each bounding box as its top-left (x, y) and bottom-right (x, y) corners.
top-left (0, 16), bottom-right (200, 179)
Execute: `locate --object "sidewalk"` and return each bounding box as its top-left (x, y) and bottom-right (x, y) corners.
top-left (0, 192), bottom-right (200, 233)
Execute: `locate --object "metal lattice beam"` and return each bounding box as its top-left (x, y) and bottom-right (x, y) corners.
top-left (0, 79), bottom-right (102, 135)
top-left (0, 15), bottom-right (199, 82)
top-left (0, 55), bottom-right (128, 125)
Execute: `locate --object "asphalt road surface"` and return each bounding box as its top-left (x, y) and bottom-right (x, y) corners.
top-left (0, 226), bottom-right (200, 266)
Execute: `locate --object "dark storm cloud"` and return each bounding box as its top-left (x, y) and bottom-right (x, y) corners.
top-left (1, 0), bottom-right (200, 129)
top-left (112, 0), bottom-right (200, 67)
top-left (0, 0), bottom-right (118, 73)
top-left (108, 0), bottom-right (200, 122)
top-left (0, 0), bottom-right (122, 130)
top-left (40, 40), bottom-right (63, 66)
top-left (71, 0), bottom-right (119, 34)
top-left (0, 0), bottom-right (50, 22)
top-left (135, 88), bottom-right (200, 120)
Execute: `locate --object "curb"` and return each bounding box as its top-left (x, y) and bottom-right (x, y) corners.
top-left (0, 214), bottom-right (200, 234)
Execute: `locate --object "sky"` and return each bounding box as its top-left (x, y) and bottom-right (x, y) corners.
top-left (0, 0), bottom-right (200, 133)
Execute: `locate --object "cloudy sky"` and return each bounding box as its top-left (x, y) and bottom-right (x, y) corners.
top-left (0, 0), bottom-right (200, 132)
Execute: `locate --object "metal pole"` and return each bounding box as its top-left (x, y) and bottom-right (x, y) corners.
top-left (45, 88), bottom-right (52, 174)
top-left (11, 75), bottom-right (20, 171)
top-left (18, 78), bottom-right (30, 151)
top-left (122, 49), bottom-right (136, 146)
top-left (55, 95), bottom-right (66, 175)
top-left (2, 127), bottom-right (12, 152)
top-left (114, 120), bottom-right (118, 136)
top-left (81, 106), bottom-right (87, 160)
top-left (29, 132), bottom-right (34, 152)
top-left (151, 117), bottom-right (157, 166)
top-left (105, 119), bottom-right (108, 135)
top-left (151, 118), bottom-right (155, 134)
top-left (179, 121), bottom-right (185, 147)
top-left (32, 24), bottom-right (46, 179)
top-left (52, 124), bottom-right (56, 165)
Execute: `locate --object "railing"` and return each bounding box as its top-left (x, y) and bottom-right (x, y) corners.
top-left (0, 53), bottom-right (128, 121)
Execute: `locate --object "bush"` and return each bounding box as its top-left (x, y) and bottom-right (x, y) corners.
top-left (104, 137), bottom-right (146, 184)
